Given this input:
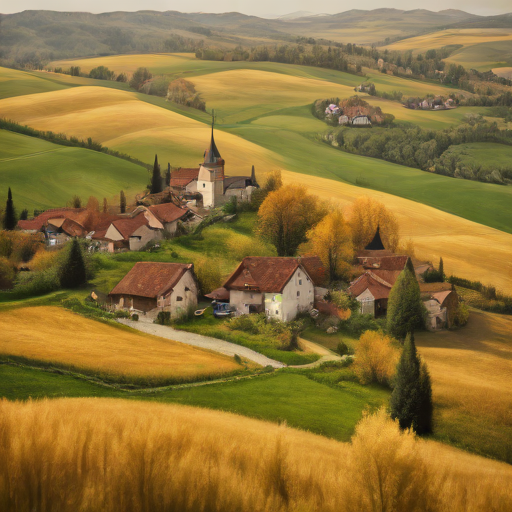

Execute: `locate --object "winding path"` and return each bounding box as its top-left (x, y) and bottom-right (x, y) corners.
top-left (117, 319), bottom-right (286, 368)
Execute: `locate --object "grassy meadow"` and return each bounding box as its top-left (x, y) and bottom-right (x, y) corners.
top-left (0, 129), bottom-right (147, 211)
top-left (0, 306), bottom-right (242, 386)
top-left (1, 398), bottom-right (511, 512)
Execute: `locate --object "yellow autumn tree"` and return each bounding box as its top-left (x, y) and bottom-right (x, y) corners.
top-left (258, 184), bottom-right (327, 257)
top-left (348, 196), bottom-right (400, 252)
top-left (306, 208), bottom-right (353, 282)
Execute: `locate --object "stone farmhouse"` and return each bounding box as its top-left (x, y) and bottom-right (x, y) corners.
top-left (347, 227), bottom-right (458, 330)
top-left (169, 123), bottom-right (259, 208)
top-left (207, 256), bottom-right (327, 322)
top-left (109, 262), bottom-right (198, 318)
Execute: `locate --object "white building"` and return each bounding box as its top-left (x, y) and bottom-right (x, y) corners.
top-left (223, 257), bottom-right (315, 322)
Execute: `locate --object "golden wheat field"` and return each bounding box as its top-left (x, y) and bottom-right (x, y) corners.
top-left (282, 171), bottom-right (512, 292)
top-left (0, 86), bottom-right (279, 173)
top-left (384, 28), bottom-right (512, 53)
top-left (0, 307), bottom-right (240, 380)
top-left (416, 309), bottom-right (512, 459)
top-left (1, 398), bottom-right (511, 512)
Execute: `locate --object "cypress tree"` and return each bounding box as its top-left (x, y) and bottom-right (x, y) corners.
top-left (150, 154), bottom-right (162, 194)
top-left (417, 361), bottom-right (433, 434)
top-left (387, 266), bottom-right (424, 340)
top-left (390, 332), bottom-right (421, 430)
top-left (165, 163), bottom-right (171, 187)
top-left (60, 239), bottom-right (87, 289)
top-left (120, 191), bottom-right (126, 214)
top-left (3, 188), bottom-right (16, 230)
top-left (439, 257), bottom-right (445, 282)
top-left (20, 209), bottom-right (29, 221)
top-left (103, 198), bottom-right (108, 214)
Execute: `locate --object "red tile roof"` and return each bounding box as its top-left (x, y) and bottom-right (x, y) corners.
top-left (300, 255), bottom-right (328, 287)
top-left (109, 213), bottom-right (148, 240)
top-left (170, 168), bottom-right (199, 188)
top-left (148, 203), bottom-right (188, 224)
top-left (18, 208), bottom-right (90, 232)
top-left (359, 255), bottom-right (409, 271)
top-left (224, 257), bottom-right (304, 293)
top-left (109, 262), bottom-right (193, 299)
top-left (347, 272), bottom-right (392, 300)
top-left (205, 287), bottom-right (230, 301)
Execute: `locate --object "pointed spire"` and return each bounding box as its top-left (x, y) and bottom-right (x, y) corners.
top-left (365, 225), bottom-right (385, 251)
top-left (204, 110), bottom-right (221, 164)
top-left (250, 165), bottom-right (258, 186)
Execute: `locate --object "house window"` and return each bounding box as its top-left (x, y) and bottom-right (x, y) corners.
top-left (276, 310), bottom-right (279, 314)
top-left (185, 287), bottom-right (190, 292)
top-left (250, 294), bottom-right (254, 299)
top-left (203, 183), bottom-right (206, 188)
top-left (176, 296), bottom-right (183, 302)
top-left (299, 279), bottom-right (302, 285)
top-left (297, 291), bottom-right (300, 297)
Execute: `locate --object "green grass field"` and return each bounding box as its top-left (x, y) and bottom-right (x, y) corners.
top-left (0, 129), bottom-right (148, 211)
top-left (0, 364), bottom-right (388, 442)
top-left (440, 142), bottom-right (512, 171)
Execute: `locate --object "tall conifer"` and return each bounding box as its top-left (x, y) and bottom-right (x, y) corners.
top-left (60, 239), bottom-right (87, 289)
top-left (150, 154), bottom-right (163, 194)
top-left (165, 163), bottom-right (171, 187)
top-left (439, 257), bottom-right (445, 282)
top-left (120, 191), bottom-right (126, 214)
top-left (3, 188), bottom-right (16, 230)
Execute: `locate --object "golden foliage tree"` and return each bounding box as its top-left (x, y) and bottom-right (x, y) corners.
top-left (86, 196), bottom-right (100, 212)
top-left (258, 184), bottom-right (326, 257)
top-left (306, 208), bottom-right (353, 282)
top-left (348, 196), bottom-right (400, 252)
top-left (353, 330), bottom-right (399, 386)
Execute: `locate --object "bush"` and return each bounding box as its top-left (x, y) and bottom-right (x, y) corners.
top-left (194, 256), bottom-right (223, 294)
top-left (0, 257), bottom-right (15, 290)
top-left (131, 314), bottom-right (139, 321)
top-left (336, 341), bottom-right (350, 356)
top-left (114, 310), bottom-right (131, 319)
top-left (29, 250), bottom-right (60, 271)
top-left (454, 303), bottom-right (469, 326)
top-left (352, 330), bottom-right (399, 387)
top-left (234, 354), bottom-right (242, 364)
top-left (340, 310), bottom-right (383, 336)
top-left (10, 267), bottom-right (60, 298)
top-left (329, 290), bottom-right (358, 311)
top-left (156, 311), bottom-right (171, 325)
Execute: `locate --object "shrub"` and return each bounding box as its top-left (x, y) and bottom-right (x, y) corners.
top-left (10, 267), bottom-right (60, 298)
top-left (234, 354), bottom-right (242, 364)
top-left (114, 310), bottom-right (130, 319)
top-left (131, 314), bottom-right (139, 321)
top-left (329, 290), bottom-right (358, 311)
top-left (336, 341), bottom-right (350, 356)
top-left (340, 310), bottom-right (383, 336)
top-left (194, 256), bottom-right (223, 294)
top-left (156, 311), bottom-right (171, 325)
top-left (454, 303), bottom-right (469, 326)
top-left (0, 257), bottom-right (15, 290)
top-left (29, 249), bottom-right (60, 271)
top-left (352, 330), bottom-right (399, 386)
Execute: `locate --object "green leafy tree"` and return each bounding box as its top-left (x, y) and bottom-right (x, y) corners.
top-left (60, 239), bottom-right (87, 289)
top-left (120, 191), bottom-right (126, 214)
top-left (20, 209), bottom-right (29, 221)
top-left (69, 195), bottom-right (82, 208)
top-left (150, 154), bottom-right (163, 194)
top-left (129, 67), bottom-right (152, 90)
top-left (3, 188), bottom-right (17, 230)
top-left (387, 265), bottom-right (424, 340)
top-left (390, 333), bottom-right (433, 435)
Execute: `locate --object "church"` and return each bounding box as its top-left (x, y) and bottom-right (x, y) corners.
top-left (170, 121), bottom-right (259, 208)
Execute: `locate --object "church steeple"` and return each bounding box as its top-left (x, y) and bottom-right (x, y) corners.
top-left (204, 111), bottom-right (222, 164)
top-left (365, 225), bottom-right (385, 251)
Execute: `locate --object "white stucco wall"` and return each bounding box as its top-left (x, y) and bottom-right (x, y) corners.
top-left (156, 270), bottom-right (198, 318)
top-left (278, 267), bottom-right (315, 322)
top-left (229, 290), bottom-right (264, 315)
top-left (198, 180), bottom-right (215, 207)
top-left (356, 288), bottom-right (376, 316)
top-left (105, 224), bottom-right (123, 241)
top-left (129, 225), bottom-right (162, 251)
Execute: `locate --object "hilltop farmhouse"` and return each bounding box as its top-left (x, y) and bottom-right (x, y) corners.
top-left (109, 262), bottom-right (198, 318)
top-left (348, 227), bottom-right (458, 330)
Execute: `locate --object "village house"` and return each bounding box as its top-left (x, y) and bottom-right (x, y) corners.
top-left (351, 115), bottom-right (372, 126)
top-left (347, 227), bottom-right (458, 330)
top-left (109, 262), bottom-right (198, 318)
top-left (214, 257), bottom-right (317, 322)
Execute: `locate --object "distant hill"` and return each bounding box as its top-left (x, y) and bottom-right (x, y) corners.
top-left (0, 8), bottom-right (510, 65)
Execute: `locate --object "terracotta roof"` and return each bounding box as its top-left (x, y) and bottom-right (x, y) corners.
top-left (109, 262), bottom-right (193, 299)
top-left (109, 213), bottom-right (148, 240)
top-left (18, 208), bottom-right (89, 231)
top-left (347, 272), bottom-right (392, 300)
top-left (224, 257), bottom-right (305, 293)
top-left (170, 168), bottom-right (199, 188)
top-left (148, 203), bottom-right (188, 224)
top-left (359, 255), bottom-right (408, 271)
top-left (370, 269), bottom-right (402, 286)
top-left (205, 287), bottom-right (230, 301)
top-left (300, 255), bottom-right (328, 287)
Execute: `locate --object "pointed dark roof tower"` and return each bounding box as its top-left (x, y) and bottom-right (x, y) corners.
top-left (250, 165), bottom-right (258, 186)
top-left (365, 225), bottom-right (386, 251)
top-left (204, 112), bottom-right (222, 164)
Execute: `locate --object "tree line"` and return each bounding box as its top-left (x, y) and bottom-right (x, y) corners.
top-left (333, 119), bottom-right (512, 184)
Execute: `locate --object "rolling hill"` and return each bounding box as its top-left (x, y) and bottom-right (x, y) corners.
top-left (0, 129), bottom-right (147, 211)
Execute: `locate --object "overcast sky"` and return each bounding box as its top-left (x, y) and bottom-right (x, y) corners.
top-left (2, 0), bottom-right (511, 17)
